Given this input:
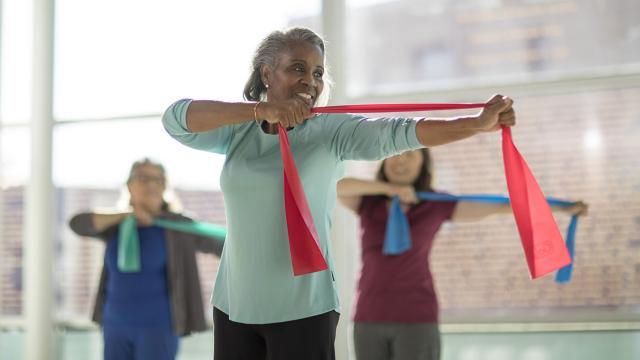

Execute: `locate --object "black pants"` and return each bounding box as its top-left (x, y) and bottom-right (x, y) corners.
top-left (213, 307), bottom-right (339, 360)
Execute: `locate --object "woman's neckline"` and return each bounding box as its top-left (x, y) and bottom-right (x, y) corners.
top-left (256, 120), bottom-right (296, 136)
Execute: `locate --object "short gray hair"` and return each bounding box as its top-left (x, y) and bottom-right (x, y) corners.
top-left (243, 27), bottom-right (331, 106)
top-left (125, 158), bottom-right (180, 212)
top-left (126, 158), bottom-right (166, 184)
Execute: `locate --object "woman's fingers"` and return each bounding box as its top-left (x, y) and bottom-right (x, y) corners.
top-left (266, 99), bottom-right (311, 128)
top-left (396, 186), bottom-right (418, 204)
top-left (498, 108), bottom-right (516, 127)
top-left (573, 201), bottom-right (588, 216)
top-left (478, 95), bottom-right (516, 131)
top-left (134, 207), bottom-right (154, 226)
top-left (486, 94), bottom-right (513, 113)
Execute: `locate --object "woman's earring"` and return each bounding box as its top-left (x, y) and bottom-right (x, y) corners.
top-left (265, 84), bottom-right (269, 89)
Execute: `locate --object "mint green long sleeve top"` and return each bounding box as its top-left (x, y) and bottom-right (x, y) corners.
top-left (162, 99), bottom-right (423, 324)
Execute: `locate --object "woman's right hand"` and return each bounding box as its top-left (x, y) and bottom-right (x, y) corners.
top-left (258, 99), bottom-right (314, 128)
top-left (386, 184), bottom-right (419, 205)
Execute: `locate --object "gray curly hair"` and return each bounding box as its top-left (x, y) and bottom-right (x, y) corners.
top-left (243, 27), bottom-right (332, 106)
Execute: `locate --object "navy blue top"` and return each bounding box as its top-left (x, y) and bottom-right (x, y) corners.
top-left (103, 225), bottom-right (172, 328)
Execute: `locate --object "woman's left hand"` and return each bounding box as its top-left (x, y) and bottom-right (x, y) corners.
top-left (476, 94), bottom-right (515, 132)
top-left (566, 201), bottom-right (588, 216)
top-left (134, 207), bottom-right (154, 226)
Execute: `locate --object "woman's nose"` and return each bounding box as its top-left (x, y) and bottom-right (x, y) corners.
top-left (300, 72), bottom-right (315, 87)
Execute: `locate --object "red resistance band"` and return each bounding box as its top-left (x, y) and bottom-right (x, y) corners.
top-left (279, 103), bottom-right (571, 278)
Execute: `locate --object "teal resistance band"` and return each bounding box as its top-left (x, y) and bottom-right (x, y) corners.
top-left (118, 215), bottom-right (226, 272)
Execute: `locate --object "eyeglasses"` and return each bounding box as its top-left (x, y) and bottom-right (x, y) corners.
top-left (131, 174), bottom-right (166, 186)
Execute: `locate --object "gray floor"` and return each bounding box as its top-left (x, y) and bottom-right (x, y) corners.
top-left (1, 329), bottom-right (639, 359)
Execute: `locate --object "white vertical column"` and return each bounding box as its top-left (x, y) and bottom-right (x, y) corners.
top-left (322, 0), bottom-right (346, 103)
top-left (0, 0), bottom-right (4, 317)
top-left (24, 0), bottom-right (55, 358)
top-left (322, 1), bottom-right (356, 359)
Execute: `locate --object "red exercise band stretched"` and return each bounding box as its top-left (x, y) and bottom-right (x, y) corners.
top-left (280, 103), bottom-right (570, 278)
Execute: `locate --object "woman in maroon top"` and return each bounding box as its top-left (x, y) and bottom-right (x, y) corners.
top-left (337, 148), bottom-right (586, 360)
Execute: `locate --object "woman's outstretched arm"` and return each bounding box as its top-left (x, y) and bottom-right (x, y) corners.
top-left (337, 178), bottom-right (417, 213)
top-left (416, 94), bottom-right (515, 147)
top-left (452, 200), bottom-right (588, 222)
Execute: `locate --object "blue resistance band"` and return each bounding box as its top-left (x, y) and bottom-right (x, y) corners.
top-left (384, 192), bottom-right (578, 283)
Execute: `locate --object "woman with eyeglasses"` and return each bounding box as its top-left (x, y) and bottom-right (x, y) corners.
top-left (69, 158), bottom-right (224, 360)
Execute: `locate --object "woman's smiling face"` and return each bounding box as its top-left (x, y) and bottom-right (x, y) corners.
top-left (383, 150), bottom-right (425, 186)
top-left (261, 40), bottom-right (325, 107)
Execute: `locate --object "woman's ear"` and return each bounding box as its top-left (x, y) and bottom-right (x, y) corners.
top-left (260, 64), bottom-right (271, 88)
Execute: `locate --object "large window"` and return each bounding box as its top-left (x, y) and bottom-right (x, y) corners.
top-left (54, 0), bottom-right (321, 120)
top-left (426, 87), bottom-right (640, 321)
top-left (345, 0), bottom-right (640, 96)
top-left (342, 84), bottom-right (640, 322)
top-left (343, 0), bottom-right (640, 322)
top-left (1, 0), bottom-right (639, 350)
top-left (0, 127), bottom-right (29, 317)
top-left (0, 0), bottom-right (32, 125)
top-left (0, 0), bottom-right (321, 326)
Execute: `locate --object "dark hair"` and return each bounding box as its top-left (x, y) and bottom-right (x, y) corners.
top-left (126, 158), bottom-right (170, 211)
top-left (243, 27), bottom-right (327, 102)
top-left (376, 148), bottom-right (433, 192)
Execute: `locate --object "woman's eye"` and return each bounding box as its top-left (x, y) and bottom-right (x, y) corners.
top-left (294, 65), bottom-right (304, 72)
top-left (314, 71), bottom-right (323, 78)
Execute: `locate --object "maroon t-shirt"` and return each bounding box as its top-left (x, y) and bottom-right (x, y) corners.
top-left (352, 195), bottom-right (457, 323)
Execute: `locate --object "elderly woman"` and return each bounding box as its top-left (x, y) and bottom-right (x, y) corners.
top-left (162, 27), bottom-right (515, 360)
top-left (69, 158), bottom-right (224, 360)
